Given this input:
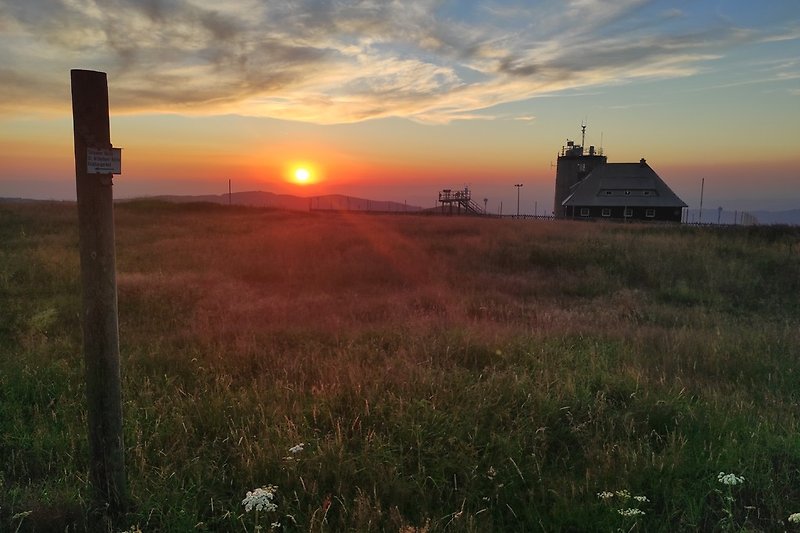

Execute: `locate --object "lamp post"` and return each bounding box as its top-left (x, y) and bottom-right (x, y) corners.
top-left (514, 183), bottom-right (523, 218)
top-left (698, 178), bottom-right (704, 224)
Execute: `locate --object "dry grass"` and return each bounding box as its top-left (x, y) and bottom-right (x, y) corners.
top-left (1, 200), bottom-right (799, 532)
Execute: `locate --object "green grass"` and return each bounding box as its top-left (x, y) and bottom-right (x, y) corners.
top-left (1, 201), bottom-right (799, 531)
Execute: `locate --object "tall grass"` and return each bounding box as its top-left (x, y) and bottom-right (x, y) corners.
top-left (1, 201), bottom-right (799, 531)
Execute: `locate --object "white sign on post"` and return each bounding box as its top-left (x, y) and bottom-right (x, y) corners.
top-left (87, 147), bottom-right (122, 174)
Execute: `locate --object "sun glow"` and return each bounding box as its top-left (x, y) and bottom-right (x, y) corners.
top-left (285, 162), bottom-right (320, 186)
top-left (295, 167), bottom-right (310, 183)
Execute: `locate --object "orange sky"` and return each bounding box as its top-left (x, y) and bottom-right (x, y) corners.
top-left (0, 1), bottom-right (798, 212)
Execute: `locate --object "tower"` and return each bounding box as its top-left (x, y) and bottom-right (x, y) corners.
top-left (553, 125), bottom-right (606, 218)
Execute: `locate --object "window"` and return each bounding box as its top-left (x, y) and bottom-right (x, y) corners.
top-left (580, 208), bottom-right (590, 217)
top-left (601, 208), bottom-right (611, 217)
top-left (605, 190), bottom-right (612, 196)
top-left (643, 191), bottom-right (651, 196)
top-left (625, 190), bottom-right (631, 196)
top-left (645, 208), bottom-right (656, 218)
top-left (624, 207), bottom-right (633, 217)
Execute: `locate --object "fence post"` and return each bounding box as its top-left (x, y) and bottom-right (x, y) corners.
top-left (70, 69), bottom-right (127, 522)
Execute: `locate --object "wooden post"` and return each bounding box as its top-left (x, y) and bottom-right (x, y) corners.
top-left (70, 69), bottom-right (127, 520)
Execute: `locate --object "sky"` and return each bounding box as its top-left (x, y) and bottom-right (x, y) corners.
top-left (0, 0), bottom-right (798, 213)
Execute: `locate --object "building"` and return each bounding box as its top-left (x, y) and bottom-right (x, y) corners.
top-left (553, 126), bottom-right (687, 222)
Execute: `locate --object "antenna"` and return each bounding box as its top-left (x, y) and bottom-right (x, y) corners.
top-left (581, 120), bottom-right (587, 152)
top-left (600, 131), bottom-right (604, 155)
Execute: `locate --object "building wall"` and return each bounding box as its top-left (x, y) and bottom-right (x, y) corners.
top-left (565, 205), bottom-right (683, 222)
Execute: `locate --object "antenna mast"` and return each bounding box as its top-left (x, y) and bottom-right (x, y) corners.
top-left (581, 121), bottom-right (587, 154)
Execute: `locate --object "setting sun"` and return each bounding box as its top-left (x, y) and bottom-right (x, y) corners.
top-left (294, 167), bottom-right (310, 183)
top-left (285, 162), bottom-right (322, 186)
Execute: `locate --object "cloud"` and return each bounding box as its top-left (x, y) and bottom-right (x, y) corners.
top-left (0, 0), bottom-right (792, 123)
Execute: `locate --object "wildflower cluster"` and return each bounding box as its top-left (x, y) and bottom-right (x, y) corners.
top-left (715, 472), bottom-right (747, 531)
top-left (242, 485), bottom-right (278, 513)
top-left (788, 512), bottom-right (800, 524)
top-left (717, 472), bottom-right (745, 486)
top-left (284, 442), bottom-right (306, 461)
top-left (597, 488), bottom-right (649, 519)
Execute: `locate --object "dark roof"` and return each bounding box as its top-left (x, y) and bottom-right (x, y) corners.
top-left (562, 161), bottom-right (687, 208)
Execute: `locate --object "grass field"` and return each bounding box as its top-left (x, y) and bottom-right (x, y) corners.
top-left (1, 200), bottom-right (799, 532)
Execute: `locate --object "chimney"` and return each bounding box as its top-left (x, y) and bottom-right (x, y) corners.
top-left (640, 158), bottom-right (647, 167)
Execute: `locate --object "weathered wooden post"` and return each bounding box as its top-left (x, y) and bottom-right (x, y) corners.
top-left (70, 69), bottom-right (127, 520)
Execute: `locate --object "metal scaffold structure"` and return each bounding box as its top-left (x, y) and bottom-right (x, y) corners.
top-left (438, 187), bottom-right (484, 215)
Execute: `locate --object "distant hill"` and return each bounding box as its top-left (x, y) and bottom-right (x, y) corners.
top-left (3, 196), bottom-right (795, 224)
top-left (129, 191), bottom-right (424, 213)
top-left (685, 208), bottom-right (800, 226)
top-left (750, 209), bottom-right (800, 226)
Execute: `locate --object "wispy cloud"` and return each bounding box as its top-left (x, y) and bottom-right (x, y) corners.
top-left (758, 26), bottom-right (800, 43)
top-left (0, 0), bottom-right (793, 123)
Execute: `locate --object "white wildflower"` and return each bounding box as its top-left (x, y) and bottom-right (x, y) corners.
top-left (633, 495), bottom-right (649, 503)
top-left (614, 489), bottom-right (631, 500)
top-left (288, 443), bottom-right (304, 454)
top-left (717, 472), bottom-right (745, 486)
top-left (271, 522), bottom-right (281, 529)
top-left (597, 491), bottom-right (614, 500)
top-left (618, 508), bottom-right (645, 517)
top-left (242, 485), bottom-right (278, 513)
top-left (486, 466), bottom-right (497, 480)
top-left (789, 512), bottom-right (800, 523)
